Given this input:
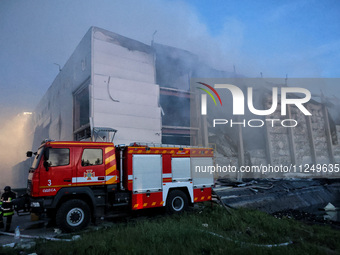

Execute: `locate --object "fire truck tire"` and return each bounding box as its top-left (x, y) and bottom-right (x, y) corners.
top-left (166, 190), bottom-right (188, 214)
top-left (56, 199), bottom-right (91, 232)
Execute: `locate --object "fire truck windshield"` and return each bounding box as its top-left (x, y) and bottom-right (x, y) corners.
top-left (31, 147), bottom-right (43, 170)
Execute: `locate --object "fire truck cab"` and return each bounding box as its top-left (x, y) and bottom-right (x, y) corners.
top-left (25, 141), bottom-right (214, 232)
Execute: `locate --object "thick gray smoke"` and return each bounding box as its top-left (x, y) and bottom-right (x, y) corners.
top-left (1, 0), bottom-right (338, 185)
top-left (1, 0), bottom-right (238, 188)
top-left (0, 113), bottom-right (33, 189)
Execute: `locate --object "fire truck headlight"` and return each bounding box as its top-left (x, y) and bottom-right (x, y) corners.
top-left (30, 202), bottom-right (40, 208)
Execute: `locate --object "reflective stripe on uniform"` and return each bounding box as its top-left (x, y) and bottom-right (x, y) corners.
top-left (3, 211), bottom-right (14, 217)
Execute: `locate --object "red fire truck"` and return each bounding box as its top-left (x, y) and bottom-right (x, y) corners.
top-left (23, 141), bottom-right (214, 232)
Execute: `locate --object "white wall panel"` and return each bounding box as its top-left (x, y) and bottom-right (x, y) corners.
top-left (93, 63), bottom-right (154, 84)
top-left (93, 41), bottom-right (154, 74)
top-left (93, 32), bottom-right (153, 64)
top-left (91, 29), bottom-right (161, 145)
top-left (93, 112), bottom-right (161, 130)
top-left (93, 100), bottom-right (161, 118)
top-left (93, 87), bottom-right (158, 107)
top-left (93, 75), bottom-right (159, 95)
top-left (93, 38), bottom-right (155, 84)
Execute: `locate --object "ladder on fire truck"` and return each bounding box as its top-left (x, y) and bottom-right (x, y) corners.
top-left (129, 142), bottom-right (202, 148)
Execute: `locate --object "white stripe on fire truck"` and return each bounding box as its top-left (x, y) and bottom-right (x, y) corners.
top-left (72, 176), bottom-right (115, 183)
top-left (127, 174), bottom-right (171, 181)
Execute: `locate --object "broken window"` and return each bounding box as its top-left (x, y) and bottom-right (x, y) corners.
top-left (73, 83), bottom-right (90, 140)
top-left (162, 134), bottom-right (190, 145)
top-left (160, 94), bottom-right (190, 127)
top-left (160, 89), bottom-right (192, 145)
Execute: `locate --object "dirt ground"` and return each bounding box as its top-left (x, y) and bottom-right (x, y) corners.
top-left (0, 213), bottom-right (56, 246)
top-left (0, 209), bottom-right (160, 247)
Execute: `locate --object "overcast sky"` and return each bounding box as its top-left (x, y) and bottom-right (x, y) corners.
top-left (0, 0), bottom-right (339, 118)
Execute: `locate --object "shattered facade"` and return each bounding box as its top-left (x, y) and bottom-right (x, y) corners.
top-left (33, 27), bottom-right (162, 148)
top-left (31, 27), bottom-right (232, 149)
top-left (30, 27), bottom-right (340, 183)
top-left (212, 83), bottom-right (340, 179)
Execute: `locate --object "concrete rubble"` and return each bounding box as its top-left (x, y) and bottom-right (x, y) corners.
top-left (208, 85), bottom-right (340, 179)
top-left (213, 179), bottom-right (340, 213)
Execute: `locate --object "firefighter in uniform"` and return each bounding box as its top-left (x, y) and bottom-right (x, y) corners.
top-left (0, 186), bottom-right (16, 232)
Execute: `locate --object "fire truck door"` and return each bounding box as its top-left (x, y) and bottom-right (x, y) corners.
top-left (39, 148), bottom-right (73, 194)
top-left (76, 148), bottom-right (105, 185)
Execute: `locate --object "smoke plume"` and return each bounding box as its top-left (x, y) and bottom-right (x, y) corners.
top-left (0, 113), bottom-right (33, 189)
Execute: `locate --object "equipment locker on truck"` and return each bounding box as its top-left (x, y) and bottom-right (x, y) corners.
top-left (21, 140), bottom-right (214, 232)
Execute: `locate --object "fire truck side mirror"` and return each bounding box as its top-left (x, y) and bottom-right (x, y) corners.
top-left (26, 151), bottom-right (33, 157)
top-left (44, 148), bottom-right (50, 161)
top-left (43, 148), bottom-right (50, 171)
top-left (43, 161), bottom-right (49, 171)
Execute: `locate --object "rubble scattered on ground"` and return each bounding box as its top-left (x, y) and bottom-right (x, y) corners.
top-left (272, 209), bottom-right (340, 229)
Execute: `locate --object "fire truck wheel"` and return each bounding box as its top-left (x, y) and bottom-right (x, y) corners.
top-left (166, 190), bottom-right (188, 214)
top-left (56, 199), bottom-right (91, 232)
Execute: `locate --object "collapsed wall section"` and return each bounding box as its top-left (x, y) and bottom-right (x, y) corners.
top-left (290, 105), bottom-right (312, 165)
top-left (212, 86), bottom-right (340, 179)
top-left (334, 126), bottom-right (340, 162)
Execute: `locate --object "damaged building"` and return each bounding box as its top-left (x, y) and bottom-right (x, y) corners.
top-left (25, 27), bottom-right (340, 186)
top-left (31, 26), bottom-right (232, 149)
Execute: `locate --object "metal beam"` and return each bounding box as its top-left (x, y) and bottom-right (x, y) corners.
top-left (237, 116), bottom-right (244, 182)
top-left (323, 105), bottom-right (335, 164)
top-left (305, 115), bottom-right (317, 164)
top-left (162, 126), bottom-right (198, 135)
top-left (160, 87), bottom-right (192, 98)
top-left (202, 115), bottom-right (209, 147)
top-left (287, 105), bottom-right (297, 165)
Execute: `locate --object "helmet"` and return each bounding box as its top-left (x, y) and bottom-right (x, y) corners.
top-left (4, 186), bottom-right (11, 192)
